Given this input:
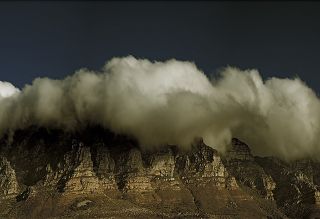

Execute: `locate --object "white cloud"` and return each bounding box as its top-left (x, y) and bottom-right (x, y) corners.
top-left (0, 81), bottom-right (20, 98)
top-left (0, 56), bottom-right (319, 161)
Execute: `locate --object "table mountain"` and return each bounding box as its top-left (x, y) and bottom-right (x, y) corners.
top-left (0, 126), bottom-right (318, 218)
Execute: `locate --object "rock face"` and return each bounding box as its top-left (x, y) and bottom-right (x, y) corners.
top-left (115, 148), bottom-right (155, 203)
top-left (256, 156), bottom-right (320, 218)
top-left (113, 147), bottom-right (196, 210)
top-left (0, 156), bottom-right (18, 199)
top-left (0, 127), bottom-right (317, 218)
top-left (176, 138), bottom-right (237, 189)
top-left (43, 140), bottom-right (119, 196)
top-left (57, 142), bottom-right (101, 193)
top-left (224, 138), bottom-right (320, 218)
top-left (226, 138), bottom-right (254, 161)
top-left (224, 138), bottom-right (276, 200)
top-left (94, 146), bottom-right (118, 191)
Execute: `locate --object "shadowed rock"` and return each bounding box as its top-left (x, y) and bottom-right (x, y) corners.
top-left (0, 156), bottom-right (19, 199)
top-left (0, 127), bottom-right (295, 218)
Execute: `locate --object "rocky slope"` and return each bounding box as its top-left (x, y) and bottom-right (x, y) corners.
top-left (0, 127), bottom-right (319, 218)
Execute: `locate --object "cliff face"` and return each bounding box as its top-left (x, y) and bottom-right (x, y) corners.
top-left (0, 156), bottom-right (19, 199)
top-left (224, 138), bottom-right (276, 200)
top-left (225, 138), bottom-right (320, 219)
top-left (255, 156), bottom-right (320, 218)
top-left (0, 127), bottom-right (318, 218)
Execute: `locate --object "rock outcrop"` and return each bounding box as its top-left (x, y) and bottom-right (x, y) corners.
top-left (115, 148), bottom-right (155, 203)
top-left (256, 156), bottom-right (320, 218)
top-left (176, 138), bottom-right (237, 190)
top-left (43, 141), bottom-right (118, 196)
top-left (94, 146), bottom-right (118, 191)
top-left (0, 156), bottom-right (19, 199)
top-left (224, 138), bottom-right (276, 200)
top-left (0, 127), bottom-right (314, 218)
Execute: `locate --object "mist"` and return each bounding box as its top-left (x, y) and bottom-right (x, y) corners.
top-left (0, 56), bottom-right (319, 160)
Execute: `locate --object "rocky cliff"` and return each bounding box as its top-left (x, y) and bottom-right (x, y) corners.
top-left (0, 127), bottom-right (318, 218)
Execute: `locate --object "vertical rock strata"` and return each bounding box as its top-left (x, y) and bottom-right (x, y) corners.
top-left (1, 128), bottom-right (319, 218)
top-left (224, 138), bottom-right (276, 200)
top-left (44, 141), bottom-right (118, 195)
top-left (0, 156), bottom-right (19, 199)
top-left (176, 139), bottom-right (237, 189)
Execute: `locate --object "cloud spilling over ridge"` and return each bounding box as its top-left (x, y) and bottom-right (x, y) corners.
top-left (0, 56), bottom-right (320, 160)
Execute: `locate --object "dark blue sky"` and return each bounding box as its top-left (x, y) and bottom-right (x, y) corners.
top-left (1, 2), bottom-right (320, 93)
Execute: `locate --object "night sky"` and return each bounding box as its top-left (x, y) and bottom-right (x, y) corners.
top-left (1, 2), bottom-right (320, 93)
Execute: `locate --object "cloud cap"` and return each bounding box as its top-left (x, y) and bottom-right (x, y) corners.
top-left (0, 56), bottom-right (319, 161)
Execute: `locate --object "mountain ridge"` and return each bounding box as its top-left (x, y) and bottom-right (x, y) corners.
top-left (0, 126), bottom-right (319, 218)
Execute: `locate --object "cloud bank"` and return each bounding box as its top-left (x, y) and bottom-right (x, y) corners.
top-left (0, 56), bottom-right (319, 160)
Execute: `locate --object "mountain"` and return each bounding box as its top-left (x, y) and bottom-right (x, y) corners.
top-left (0, 126), bottom-right (319, 218)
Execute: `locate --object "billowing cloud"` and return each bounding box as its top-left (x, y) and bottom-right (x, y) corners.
top-left (0, 56), bottom-right (319, 161)
top-left (0, 81), bottom-right (20, 98)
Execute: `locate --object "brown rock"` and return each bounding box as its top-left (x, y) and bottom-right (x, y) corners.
top-left (224, 138), bottom-right (276, 200)
top-left (0, 156), bottom-right (19, 199)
